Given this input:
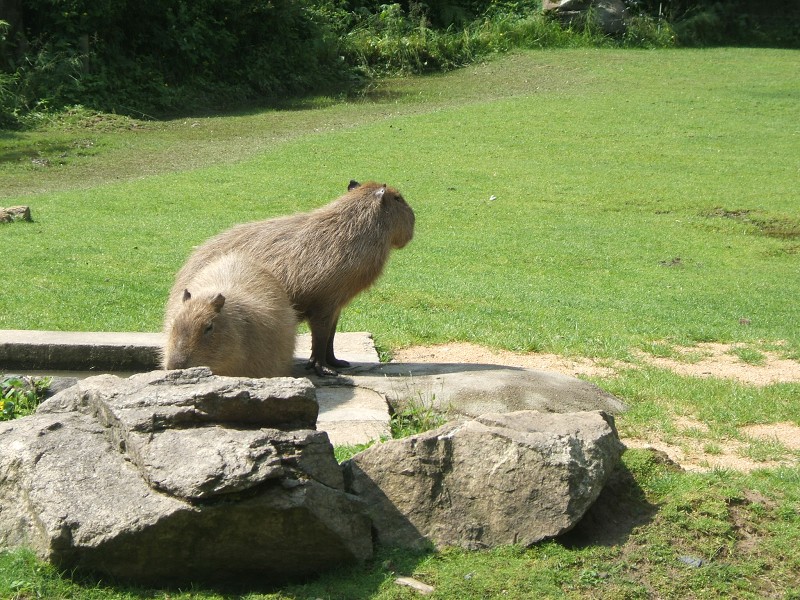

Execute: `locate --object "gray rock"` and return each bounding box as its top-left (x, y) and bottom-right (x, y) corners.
top-left (37, 367), bottom-right (320, 431)
top-left (0, 205), bottom-right (32, 223)
top-left (543, 0), bottom-right (628, 34)
top-left (343, 410), bottom-right (624, 550)
top-left (332, 362), bottom-right (626, 418)
top-left (0, 368), bottom-right (371, 584)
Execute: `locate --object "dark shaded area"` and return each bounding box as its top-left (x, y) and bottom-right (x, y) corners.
top-left (1, 0), bottom-right (798, 128)
top-left (0, 0), bottom-right (357, 124)
top-left (559, 452), bottom-right (663, 548)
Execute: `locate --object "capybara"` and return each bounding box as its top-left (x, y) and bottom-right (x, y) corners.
top-left (169, 180), bottom-right (415, 376)
top-left (163, 252), bottom-right (298, 378)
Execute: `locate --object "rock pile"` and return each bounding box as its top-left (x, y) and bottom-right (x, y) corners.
top-left (0, 367), bottom-right (624, 585)
top-left (0, 369), bottom-right (371, 584)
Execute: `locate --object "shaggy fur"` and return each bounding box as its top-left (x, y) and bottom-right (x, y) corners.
top-left (163, 253), bottom-right (297, 378)
top-left (168, 181), bottom-right (415, 375)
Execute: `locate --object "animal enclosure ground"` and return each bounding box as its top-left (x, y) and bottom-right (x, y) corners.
top-left (392, 342), bottom-right (800, 473)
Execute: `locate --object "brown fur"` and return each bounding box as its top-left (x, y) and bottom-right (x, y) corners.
top-left (163, 253), bottom-right (297, 378)
top-left (169, 181), bottom-right (415, 375)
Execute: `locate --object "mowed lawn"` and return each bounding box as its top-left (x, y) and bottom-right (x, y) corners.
top-left (2, 48), bottom-right (798, 364)
top-left (1, 45), bottom-right (800, 600)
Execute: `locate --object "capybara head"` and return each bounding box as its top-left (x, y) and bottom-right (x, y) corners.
top-left (163, 289), bottom-right (228, 371)
top-left (348, 180), bottom-right (415, 249)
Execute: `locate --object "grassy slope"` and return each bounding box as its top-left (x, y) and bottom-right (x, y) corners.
top-left (1, 48), bottom-right (798, 362)
top-left (1, 48), bottom-right (799, 599)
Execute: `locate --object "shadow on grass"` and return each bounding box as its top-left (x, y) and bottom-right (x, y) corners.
top-left (24, 546), bottom-right (432, 600)
top-left (559, 458), bottom-right (658, 549)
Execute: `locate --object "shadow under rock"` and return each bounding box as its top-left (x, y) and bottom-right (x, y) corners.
top-left (559, 459), bottom-right (658, 549)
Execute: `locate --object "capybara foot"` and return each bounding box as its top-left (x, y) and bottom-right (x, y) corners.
top-left (306, 358), bottom-right (340, 377)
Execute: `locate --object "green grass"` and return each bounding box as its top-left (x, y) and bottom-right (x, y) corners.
top-left (728, 347), bottom-right (767, 367)
top-left (1, 47), bottom-right (799, 598)
top-left (2, 48), bottom-right (797, 361)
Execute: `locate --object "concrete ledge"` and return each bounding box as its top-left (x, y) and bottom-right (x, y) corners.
top-left (0, 330), bottom-right (165, 371)
top-left (0, 330), bottom-right (381, 373)
top-left (0, 329), bottom-right (389, 447)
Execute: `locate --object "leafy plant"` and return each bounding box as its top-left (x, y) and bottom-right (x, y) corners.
top-left (1, 376), bottom-right (51, 420)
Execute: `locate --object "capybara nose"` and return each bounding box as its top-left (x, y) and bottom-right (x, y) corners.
top-left (165, 354), bottom-right (188, 370)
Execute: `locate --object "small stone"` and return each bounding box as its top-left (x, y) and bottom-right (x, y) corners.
top-left (679, 556), bottom-right (705, 568)
top-left (396, 576), bottom-right (435, 595)
top-left (0, 205), bottom-right (32, 222)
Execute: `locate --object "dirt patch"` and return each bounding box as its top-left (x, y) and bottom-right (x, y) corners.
top-left (391, 342), bottom-right (623, 379)
top-left (393, 341), bottom-right (800, 386)
top-left (392, 342), bottom-right (800, 472)
top-left (634, 342), bottom-right (800, 386)
top-left (742, 422), bottom-right (800, 451)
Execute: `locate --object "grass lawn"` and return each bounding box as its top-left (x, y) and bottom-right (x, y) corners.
top-left (1, 47), bottom-right (799, 598)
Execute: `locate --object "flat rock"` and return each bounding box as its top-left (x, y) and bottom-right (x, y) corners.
top-left (2, 331), bottom-right (626, 449)
top-left (325, 360), bottom-right (626, 419)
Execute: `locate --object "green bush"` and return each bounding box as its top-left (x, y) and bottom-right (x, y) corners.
top-left (1, 376), bottom-right (50, 421)
top-left (656, 0), bottom-right (800, 47)
top-left (1, 0), bottom-right (353, 118)
top-left (0, 0), bottom-right (685, 122)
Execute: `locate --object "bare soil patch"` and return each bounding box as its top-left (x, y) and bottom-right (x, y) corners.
top-left (392, 342), bottom-right (623, 379)
top-left (392, 342), bottom-right (800, 473)
top-left (634, 342), bottom-right (800, 386)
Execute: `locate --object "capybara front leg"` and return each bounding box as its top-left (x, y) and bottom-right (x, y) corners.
top-left (306, 313), bottom-right (339, 377)
top-left (325, 311), bottom-right (350, 369)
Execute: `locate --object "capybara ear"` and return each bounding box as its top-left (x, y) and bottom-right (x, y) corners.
top-left (348, 180), bottom-right (360, 191)
top-left (211, 293), bottom-right (226, 312)
top-left (374, 186), bottom-right (386, 200)
top-left (182, 289), bottom-right (192, 303)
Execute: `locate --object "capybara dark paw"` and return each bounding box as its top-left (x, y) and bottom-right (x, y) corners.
top-left (306, 359), bottom-right (340, 377)
top-left (327, 357), bottom-right (351, 368)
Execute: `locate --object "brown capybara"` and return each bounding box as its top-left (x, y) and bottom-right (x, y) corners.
top-left (163, 252), bottom-right (297, 378)
top-left (169, 180), bottom-right (415, 376)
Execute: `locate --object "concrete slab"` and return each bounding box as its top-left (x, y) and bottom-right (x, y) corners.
top-left (295, 332), bottom-right (391, 446)
top-left (290, 332), bottom-right (381, 375)
top-left (0, 330), bottom-right (380, 372)
top-left (1, 329), bottom-right (391, 447)
top-left (1, 329), bottom-right (626, 448)
top-left (316, 387), bottom-right (390, 446)
top-left (0, 330), bottom-right (164, 371)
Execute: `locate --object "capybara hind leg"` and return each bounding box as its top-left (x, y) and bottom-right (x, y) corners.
top-left (325, 312), bottom-right (350, 369)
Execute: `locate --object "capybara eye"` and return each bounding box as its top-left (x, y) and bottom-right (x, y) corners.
top-left (203, 323), bottom-right (214, 336)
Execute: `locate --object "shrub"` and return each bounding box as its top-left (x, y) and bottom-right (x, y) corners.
top-left (1, 376), bottom-right (50, 421)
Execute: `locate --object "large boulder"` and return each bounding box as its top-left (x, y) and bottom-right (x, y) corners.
top-left (0, 368), bottom-right (372, 585)
top-left (543, 0), bottom-right (628, 35)
top-left (343, 410), bottom-right (623, 550)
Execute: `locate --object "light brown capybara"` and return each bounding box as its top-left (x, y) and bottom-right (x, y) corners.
top-left (169, 180), bottom-right (415, 376)
top-left (163, 252), bottom-right (297, 378)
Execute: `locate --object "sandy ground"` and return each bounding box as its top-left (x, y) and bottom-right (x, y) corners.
top-left (392, 342), bottom-right (800, 473)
